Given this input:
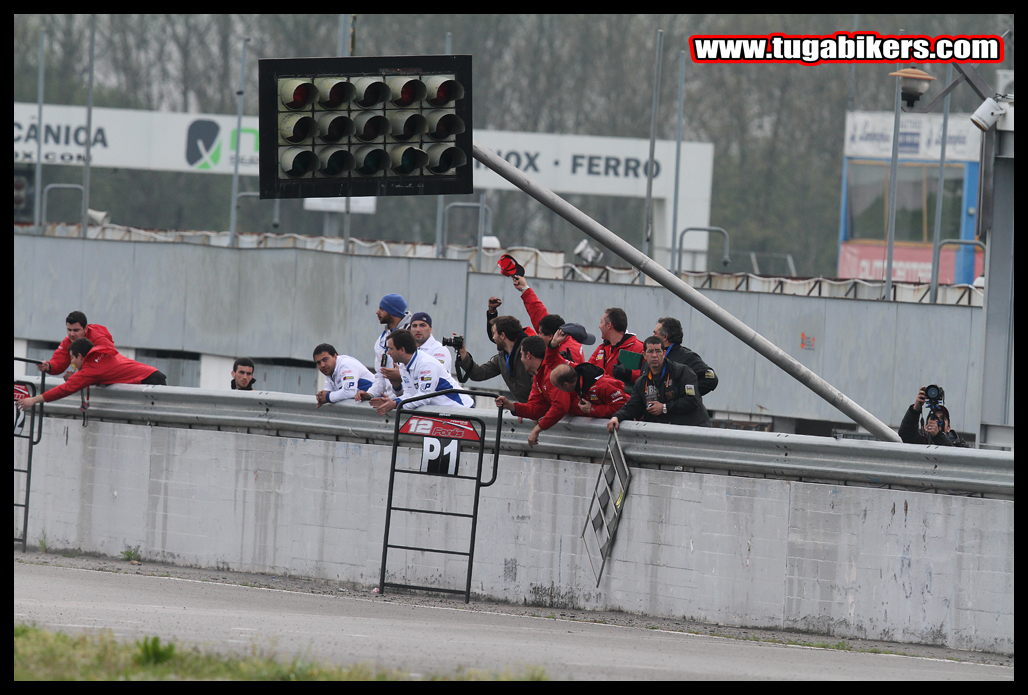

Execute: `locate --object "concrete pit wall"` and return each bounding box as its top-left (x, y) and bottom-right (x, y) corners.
top-left (15, 419), bottom-right (1013, 654)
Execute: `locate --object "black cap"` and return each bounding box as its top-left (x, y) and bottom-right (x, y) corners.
top-left (559, 322), bottom-right (596, 346)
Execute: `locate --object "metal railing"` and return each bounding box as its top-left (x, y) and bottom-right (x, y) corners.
top-left (17, 377), bottom-right (1013, 499)
top-left (14, 359), bottom-right (46, 551)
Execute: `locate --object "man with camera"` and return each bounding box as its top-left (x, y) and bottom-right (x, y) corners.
top-left (899, 385), bottom-right (968, 447)
top-left (455, 314), bottom-right (534, 403)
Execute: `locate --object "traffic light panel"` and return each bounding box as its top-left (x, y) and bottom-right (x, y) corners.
top-left (259, 55), bottom-right (472, 199)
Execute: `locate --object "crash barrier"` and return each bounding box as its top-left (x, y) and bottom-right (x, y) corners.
top-left (15, 380), bottom-right (1014, 653)
top-left (19, 378), bottom-right (1013, 499)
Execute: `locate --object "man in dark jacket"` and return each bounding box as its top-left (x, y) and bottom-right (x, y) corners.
top-left (456, 315), bottom-right (534, 402)
top-left (607, 336), bottom-right (711, 431)
top-left (231, 357), bottom-right (255, 390)
top-left (653, 317), bottom-right (719, 396)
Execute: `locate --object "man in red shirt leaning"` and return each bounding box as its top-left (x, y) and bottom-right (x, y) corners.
top-left (18, 338), bottom-right (167, 410)
top-left (549, 362), bottom-right (629, 419)
top-left (494, 335), bottom-right (572, 447)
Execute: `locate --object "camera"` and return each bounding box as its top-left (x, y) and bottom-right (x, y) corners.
top-left (924, 384), bottom-right (945, 410)
top-left (442, 335), bottom-right (464, 351)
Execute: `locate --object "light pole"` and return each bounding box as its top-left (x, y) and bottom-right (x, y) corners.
top-left (883, 67), bottom-right (935, 300)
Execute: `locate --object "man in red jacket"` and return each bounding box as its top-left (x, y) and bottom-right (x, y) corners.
top-left (494, 336), bottom-right (572, 447)
top-left (35, 310), bottom-right (117, 376)
top-left (549, 363), bottom-right (629, 418)
top-left (588, 307), bottom-right (645, 387)
top-left (512, 275), bottom-right (585, 364)
top-left (18, 338), bottom-right (166, 409)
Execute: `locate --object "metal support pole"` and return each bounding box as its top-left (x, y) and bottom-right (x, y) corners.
top-left (33, 29), bottom-right (45, 235)
top-left (929, 63), bottom-right (954, 303)
top-left (884, 72), bottom-right (902, 300)
top-left (671, 50), bottom-right (685, 275)
top-left (641, 29), bottom-right (663, 271)
top-left (472, 140), bottom-right (902, 443)
top-left (228, 37), bottom-right (250, 248)
top-left (80, 15), bottom-right (95, 237)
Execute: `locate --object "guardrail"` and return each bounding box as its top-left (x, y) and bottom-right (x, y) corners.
top-left (19, 377), bottom-right (1013, 499)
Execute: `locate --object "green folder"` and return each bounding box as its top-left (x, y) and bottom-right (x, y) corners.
top-left (617, 350), bottom-right (643, 371)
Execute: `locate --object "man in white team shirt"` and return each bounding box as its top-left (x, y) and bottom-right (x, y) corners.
top-left (409, 311), bottom-right (454, 376)
top-left (370, 329), bottom-right (473, 415)
top-left (313, 343), bottom-right (375, 407)
top-left (358, 293), bottom-right (412, 402)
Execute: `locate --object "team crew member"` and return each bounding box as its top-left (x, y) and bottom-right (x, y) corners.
top-left (588, 307), bottom-right (645, 387)
top-left (18, 338), bottom-right (166, 409)
top-left (231, 357), bottom-right (255, 390)
top-left (409, 312), bottom-right (454, 376)
top-left (653, 317), bottom-right (718, 395)
top-left (494, 336), bottom-right (573, 447)
top-left (511, 275), bottom-right (585, 363)
top-left (370, 329), bottom-right (473, 415)
top-left (366, 293), bottom-right (413, 400)
top-left (607, 336), bottom-right (710, 432)
top-left (549, 363), bottom-right (629, 418)
top-left (37, 311), bottom-right (116, 376)
top-left (313, 343), bottom-right (374, 407)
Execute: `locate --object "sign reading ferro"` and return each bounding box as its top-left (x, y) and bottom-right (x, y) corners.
top-left (258, 54), bottom-right (472, 199)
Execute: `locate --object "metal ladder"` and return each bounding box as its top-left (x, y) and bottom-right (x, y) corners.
top-left (14, 358), bottom-right (46, 552)
top-left (582, 429), bottom-right (632, 586)
top-left (379, 389), bottom-right (501, 604)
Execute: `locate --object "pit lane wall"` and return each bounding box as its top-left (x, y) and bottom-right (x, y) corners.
top-left (15, 413), bottom-right (1013, 654)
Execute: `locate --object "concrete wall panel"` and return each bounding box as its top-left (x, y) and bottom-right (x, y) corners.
top-left (16, 420), bottom-right (1014, 653)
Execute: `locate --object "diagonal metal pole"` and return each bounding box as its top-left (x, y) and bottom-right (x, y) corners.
top-left (473, 141), bottom-right (901, 443)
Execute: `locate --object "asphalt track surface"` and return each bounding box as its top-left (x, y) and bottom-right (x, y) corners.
top-left (14, 555), bottom-right (1013, 680)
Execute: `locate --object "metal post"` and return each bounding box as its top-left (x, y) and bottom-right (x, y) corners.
top-left (473, 140), bottom-right (901, 443)
top-left (228, 37), bottom-right (250, 248)
top-left (340, 15), bottom-right (354, 251)
top-left (929, 63), bottom-right (953, 304)
top-left (435, 31), bottom-right (453, 258)
top-left (80, 15), bottom-right (95, 238)
top-left (671, 51), bottom-right (685, 275)
top-left (641, 29), bottom-right (663, 271)
top-left (884, 68), bottom-right (902, 300)
top-left (33, 30), bottom-right (45, 235)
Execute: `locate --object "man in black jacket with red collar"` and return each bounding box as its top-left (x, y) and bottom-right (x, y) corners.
top-left (607, 336), bottom-right (710, 431)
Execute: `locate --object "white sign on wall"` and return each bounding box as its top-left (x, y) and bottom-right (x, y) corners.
top-left (14, 103), bottom-right (714, 267)
top-left (843, 110), bottom-right (981, 162)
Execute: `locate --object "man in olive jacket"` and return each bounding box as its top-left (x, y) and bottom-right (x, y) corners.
top-left (607, 336), bottom-right (711, 431)
top-left (455, 315), bottom-right (534, 403)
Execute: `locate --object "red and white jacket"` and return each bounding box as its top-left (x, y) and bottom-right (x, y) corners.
top-left (42, 346), bottom-right (159, 403)
top-left (45, 324), bottom-right (117, 375)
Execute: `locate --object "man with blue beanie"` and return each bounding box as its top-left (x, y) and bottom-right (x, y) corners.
top-left (358, 293), bottom-right (413, 401)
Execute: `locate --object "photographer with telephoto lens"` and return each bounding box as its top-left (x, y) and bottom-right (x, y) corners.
top-left (898, 384), bottom-right (968, 447)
